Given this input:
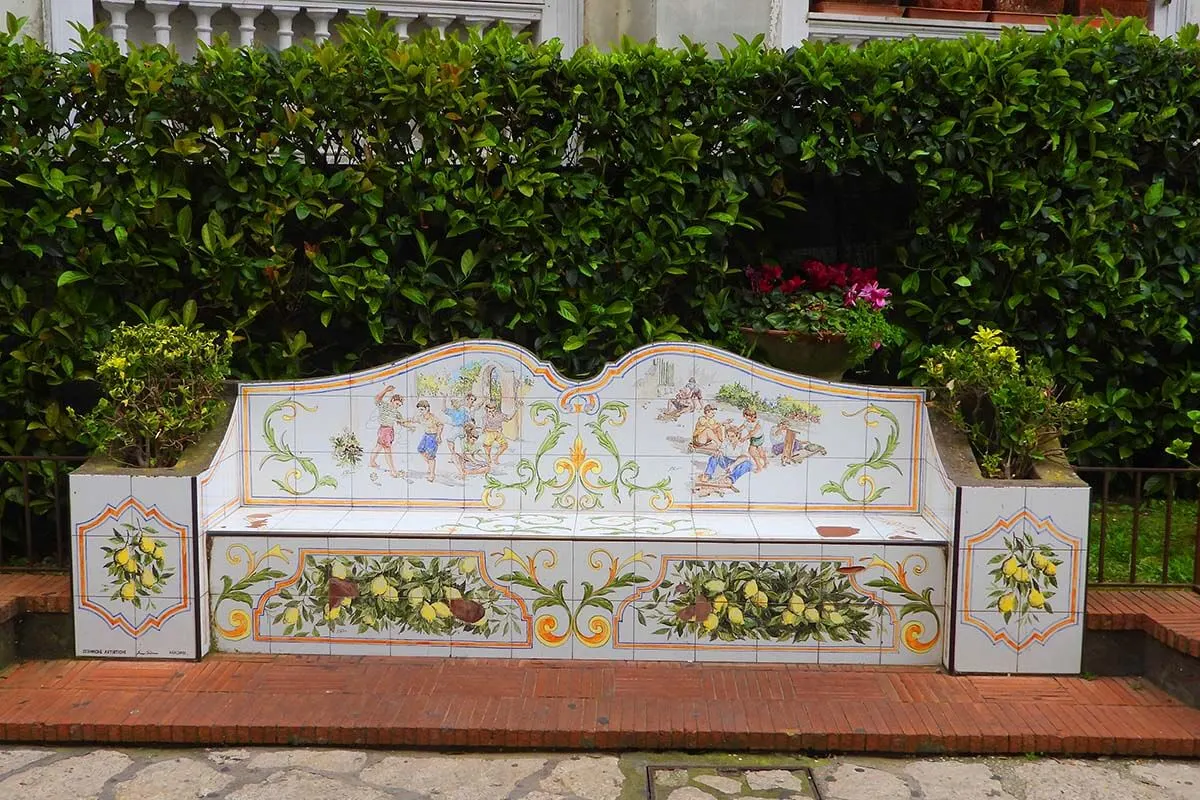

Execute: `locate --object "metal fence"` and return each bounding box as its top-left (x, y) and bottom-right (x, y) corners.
top-left (2, 458), bottom-right (1199, 589)
top-left (0, 455), bottom-right (87, 571)
top-left (1077, 466), bottom-right (1200, 591)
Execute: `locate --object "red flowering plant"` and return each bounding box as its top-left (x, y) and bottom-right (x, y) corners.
top-left (738, 259), bottom-right (905, 366)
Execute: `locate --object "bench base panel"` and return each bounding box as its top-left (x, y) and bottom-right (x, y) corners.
top-left (208, 533), bottom-right (947, 665)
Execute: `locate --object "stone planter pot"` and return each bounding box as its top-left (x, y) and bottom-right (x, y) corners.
top-left (739, 328), bottom-right (856, 382)
top-left (926, 413), bottom-right (1092, 675)
top-left (69, 402), bottom-right (235, 660)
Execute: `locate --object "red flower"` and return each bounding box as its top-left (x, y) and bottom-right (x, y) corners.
top-left (779, 276), bottom-right (806, 294)
top-left (803, 260), bottom-right (848, 291)
top-left (848, 266), bottom-right (878, 286)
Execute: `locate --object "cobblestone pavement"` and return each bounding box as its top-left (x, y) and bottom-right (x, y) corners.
top-left (0, 747), bottom-right (1195, 800)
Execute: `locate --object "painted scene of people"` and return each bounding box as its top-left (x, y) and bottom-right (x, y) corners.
top-left (638, 360), bottom-right (827, 498)
top-left (356, 359), bottom-right (534, 488)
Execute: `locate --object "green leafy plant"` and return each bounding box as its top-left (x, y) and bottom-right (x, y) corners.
top-left (918, 327), bottom-right (1088, 479)
top-left (73, 319), bottom-right (233, 468)
top-left (738, 261), bottom-right (905, 366)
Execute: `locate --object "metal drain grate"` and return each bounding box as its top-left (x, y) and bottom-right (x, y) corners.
top-left (647, 764), bottom-right (820, 799)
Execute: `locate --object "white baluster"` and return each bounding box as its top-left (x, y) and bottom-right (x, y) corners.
top-left (499, 17), bottom-right (528, 34)
top-left (101, 0), bottom-right (134, 52)
top-left (391, 14), bottom-right (415, 40)
top-left (308, 8), bottom-right (336, 43)
top-left (272, 4), bottom-right (298, 48)
top-left (462, 15), bottom-right (493, 34)
top-left (189, 1), bottom-right (221, 45)
top-left (423, 15), bottom-right (454, 36)
top-left (234, 6), bottom-right (259, 46)
top-left (143, 1), bottom-right (174, 45)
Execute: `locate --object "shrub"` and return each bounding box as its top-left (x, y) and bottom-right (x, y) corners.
top-left (918, 327), bottom-right (1089, 479)
top-left (0, 17), bottom-right (1196, 476)
top-left (74, 319), bottom-right (233, 468)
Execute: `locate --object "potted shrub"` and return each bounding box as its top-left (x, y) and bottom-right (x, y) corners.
top-left (917, 325), bottom-right (1088, 479)
top-left (917, 326), bottom-right (1092, 674)
top-left (736, 259), bottom-right (905, 381)
top-left (69, 319), bottom-right (234, 661)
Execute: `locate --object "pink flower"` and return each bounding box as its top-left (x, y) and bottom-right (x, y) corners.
top-left (855, 281), bottom-right (891, 310)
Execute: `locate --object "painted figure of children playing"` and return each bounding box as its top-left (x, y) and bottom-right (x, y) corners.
top-left (658, 377), bottom-right (703, 421)
top-left (414, 399), bottom-right (444, 482)
top-left (448, 423), bottom-right (491, 478)
top-left (480, 400), bottom-right (519, 465)
top-left (694, 422), bottom-right (755, 496)
top-left (690, 404), bottom-right (723, 454)
top-left (369, 385), bottom-right (411, 478)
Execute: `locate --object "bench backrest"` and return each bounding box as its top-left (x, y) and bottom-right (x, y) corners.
top-left (218, 340), bottom-right (931, 515)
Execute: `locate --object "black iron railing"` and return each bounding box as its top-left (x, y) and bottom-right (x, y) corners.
top-left (0, 455), bottom-right (87, 570)
top-left (1076, 466), bottom-right (1200, 590)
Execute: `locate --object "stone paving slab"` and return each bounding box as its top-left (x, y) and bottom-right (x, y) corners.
top-left (0, 748), bottom-right (1196, 800)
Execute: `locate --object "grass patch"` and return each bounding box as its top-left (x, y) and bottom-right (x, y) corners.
top-left (1089, 498), bottom-right (1198, 585)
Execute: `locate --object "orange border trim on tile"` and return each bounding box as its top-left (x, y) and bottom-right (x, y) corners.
top-left (76, 497), bottom-right (192, 638)
top-left (247, 547), bottom-right (533, 649)
top-left (960, 509), bottom-right (1082, 651)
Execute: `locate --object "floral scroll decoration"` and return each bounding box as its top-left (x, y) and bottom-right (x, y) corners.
top-left (987, 532), bottom-right (1063, 624)
top-left (821, 405), bottom-right (902, 503)
top-left (260, 398), bottom-right (338, 495)
top-left (498, 547), bottom-right (652, 647)
top-left (213, 543), bottom-right (292, 641)
top-left (481, 400), bottom-right (672, 511)
top-left (264, 553), bottom-right (522, 640)
top-left (639, 555), bottom-right (941, 653)
top-left (103, 520), bottom-right (172, 609)
top-left (857, 554), bottom-right (941, 653)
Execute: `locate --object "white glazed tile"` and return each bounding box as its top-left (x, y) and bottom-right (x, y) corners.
top-left (804, 401), bottom-right (870, 462)
top-left (690, 513), bottom-right (760, 541)
top-left (747, 457), bottom-right (808, 510)
top-left (753, 513), bottom-right (819, 542)
top-left (495, 538), bottom-right (573, 602)
top-left (750, 365), bottom-right (814, 403)
top-left (74, 607), bottom-right (137, 658)
top-left (635, 397), bottom-right (696, 458)
top-left (243, 389), bottom-right (297, 456)
top-left (952, 611), bottom-right (1018, 673)
top-left (336, 509), bottom-right (407, 534)
top-left (577, 455), bottom-right (636, 513)
top-left (390, 510), bottom-right (463, 535)
top-left (635, 350), bottom-right (696, 402)
top-left (403, 451), bottom-right (466, 506)
top-left (1016, 613), bottom-right (1083, 675)
top-left (210, 507), bottom-right (293, 533)
top-left (279, 508), bottom-right (350, 533)
top-left (631, 601), bottom-right (696, 662)
top-left (958, 486), bottom-right (1026, 546)
top-left (71, 473), bottom-right (133, 533)
top-left (291, 389), bottom-right (355, 457)
top-left (622, 457), bottom-right (688, 513)
top-left (135, 605), bottom-right (197, 659)
top-left (807, 458), bottom-right (875, 510)
top-left (862, 459), bottom-right (921, 514)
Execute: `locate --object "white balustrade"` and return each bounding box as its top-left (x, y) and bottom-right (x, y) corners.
top-left (77, 0), bottom-right (578, 56)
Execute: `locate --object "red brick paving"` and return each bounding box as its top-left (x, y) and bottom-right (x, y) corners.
top-left (1087, 588), bottom-right (1200, 657)
top-left (0, 655), bottom-right (1197, 755)
top-left (2, 574), bottom-right (1198, 754)
top-left (0, 572), bottom-right (70, 623)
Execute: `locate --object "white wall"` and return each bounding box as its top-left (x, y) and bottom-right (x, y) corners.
top-left (0, 0), bottom-right (44, 42)
top-left (585, 0), bottom-right (773, 52)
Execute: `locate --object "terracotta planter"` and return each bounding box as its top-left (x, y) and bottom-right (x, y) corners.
top-left (908, 0), bottom-right (988, 19)
top-left (739, 328), bottom-right (856, 382)
top-left (989, 10), bottom-right (1060, 22)
top-left (812, 0), bottom-right (905, 14)
top-left (991, 0), bottom-right (1063, 12)
top-left (1073, 0), bottom-right (1150, 18)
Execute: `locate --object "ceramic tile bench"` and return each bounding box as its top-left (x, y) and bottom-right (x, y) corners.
top-left (69, 341), bottom-right (1090, 673)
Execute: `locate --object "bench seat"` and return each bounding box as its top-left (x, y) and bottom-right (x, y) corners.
top-left (208, 507), bottom-right (949, 544)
